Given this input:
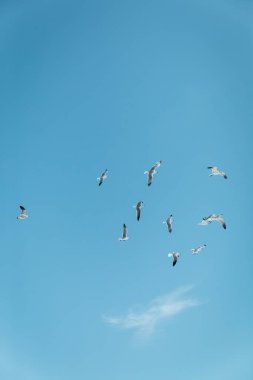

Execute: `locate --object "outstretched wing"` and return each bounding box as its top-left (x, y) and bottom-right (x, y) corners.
top-left (20, 206), bottom-right (26, 216)
top-left (172, 254), bottom-right (178, 266)
top-left (136, 207), bottom-right (141, 221)
top-left (167, 216), bottom-right (173, 233)
top-left (123, 224), bottom-right (128, 239)
top-left (147, 171), bottom-right (153, 186)
top-left (98, 169), bottom-right (108, 186)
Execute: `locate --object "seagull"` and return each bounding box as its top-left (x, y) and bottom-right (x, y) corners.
top-left (133, 201), bottom-right (144, 221)
top-left (207, 166), bottom-right (227, 179)
top-left (199, 214), bottom-right (226, 229)
top-left (191, 244), bottom-right (207, 255)
top-left (168, 252), bottom-right (180, 266)
top-left (119, 224), bottom-right (129, 241)
top-left (97, 169), bottom-right (108, 186)
top-left (17, 206), bottom-right (28, 220)
top-left (163, 214), bottom-right (173, 233)
top-left (144, 160), bottom-right (162, 186)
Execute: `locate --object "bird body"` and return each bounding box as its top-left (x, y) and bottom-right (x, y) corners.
top-left (17, 206), bottom-right (28, 220)
top-left (208, 166), bottom-right (227, 179)
top-left (97, 169), bottom-right (108, 186)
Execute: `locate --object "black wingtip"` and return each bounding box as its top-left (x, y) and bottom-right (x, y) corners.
top-left (223, 223), bottom-right (227, 229)
top-left (224, 175), bottom-right (228, 179)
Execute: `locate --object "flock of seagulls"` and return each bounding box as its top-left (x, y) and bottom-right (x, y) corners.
top-left (17, 163), bottom-right (227, 268)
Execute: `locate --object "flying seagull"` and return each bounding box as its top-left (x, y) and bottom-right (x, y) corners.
top-left (144, 160), bottom-right (162, 186)
top-left (191, 244), bottom-right (207, 255)
top-left (133, 201), bottom-right (144, 221)
top-left (119, 224), bottom-right (129, 241)
top-left (97, 169), bottom-right (108, 186)
top-left (163, 214), bottom-right (173, 233)
top-left (17, 206), bottom-right (28, 220)
top-left (168, 252), bottom-right (180, 266)
top-left (199, 214), bottom-right (226, 229)
top-left (207, 166), bottom-right (227, 179)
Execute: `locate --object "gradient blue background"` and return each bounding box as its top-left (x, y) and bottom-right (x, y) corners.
top-left (0, 0), bottom-right (252, 379)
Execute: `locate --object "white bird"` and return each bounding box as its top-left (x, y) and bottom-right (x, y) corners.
top-left (199, 214), bottom-right (226, 229)
top-left (144, 160), bottom-right (162, 186)
top-left (168, 252), bottom-right (180, 266)
top-left (207, 166), bottom-right (227, 179)
top-left (97, 169), bottom-right (108, 186)
top-left (191, 244), bottom-right (207, 255)
top-left (17, 206), bottom-right (28, 220)
top-left (119, 224), bottom-right (129, 241)
top-left (133, 201), bottom-right (144, 221)
top-left (163, 214), bottom-right (173, 233)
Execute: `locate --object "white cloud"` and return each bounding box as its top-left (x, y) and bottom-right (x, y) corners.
top-left (103, 285), bottom-right (200, 337)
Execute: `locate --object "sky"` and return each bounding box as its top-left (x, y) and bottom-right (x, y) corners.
top-left (0, 0), bottom-right (253, 379)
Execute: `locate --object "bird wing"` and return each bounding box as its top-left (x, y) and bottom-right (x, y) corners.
top-left (167, 218), bottom-right (172, 233)
top-left (98, 170), bottom-right (108, 185)
top-left (147, 171), bottom-right (153, 186)
top-left (172, 255), bottom-right (178, 266)
top-left (123, 224), bottom-right (128, 238)
top-left (218, 218), bottom-right (226, 229)
top-left (20, 206), bottom-right (26, 216)
top-left (136, 207), bottom-right (141, 221)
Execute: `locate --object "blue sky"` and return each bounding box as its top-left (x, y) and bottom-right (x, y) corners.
top-left (0, 0), bottom-right (253, 379)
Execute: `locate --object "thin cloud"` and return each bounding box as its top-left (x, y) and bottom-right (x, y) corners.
top-left (103, 285), bottom-right (200, 336)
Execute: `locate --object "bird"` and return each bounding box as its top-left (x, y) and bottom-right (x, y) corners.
top-left (119, 224), bottom-right (129, 241)
top-left (163, 214), bottom-right (173, 233)
top-left (97, 169), bottom-right (108, 186)
top-left (17, 206), bottom-right (28, 220)
top-left (168, 252), bottom-right (180, 266)
top-left (207, 166), bottom-right (227, 179)
top-left (144, 160), bottom-right (162, 186)
top-left (191, 244), bottom-right (207, 255)
top-left (133, 201), bottom-right (144, 221)
top-left (199, 214), bottom-right (226, 229)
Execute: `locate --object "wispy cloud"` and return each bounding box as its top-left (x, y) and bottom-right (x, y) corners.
top-left (103, 285), bottom-right (200, 337)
